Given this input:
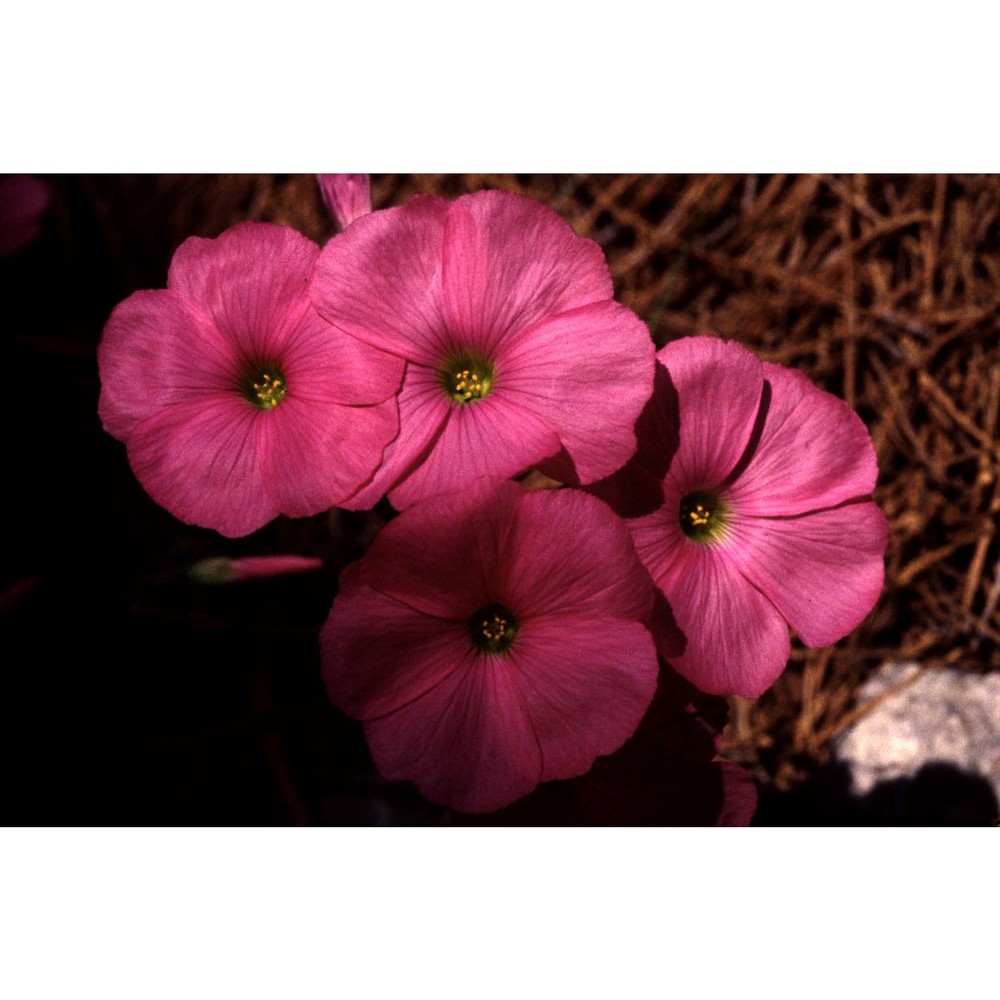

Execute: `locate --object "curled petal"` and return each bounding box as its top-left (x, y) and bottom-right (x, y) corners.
top-left (659, 336), bottom-right (764, 492)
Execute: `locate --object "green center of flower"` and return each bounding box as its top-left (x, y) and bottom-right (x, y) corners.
top-left (440, 353), bottom-right (494, 404)
top-left (469, 602), bottom-right (518, 654)
top-left (679, 489), bottom-right (729, 543)
top-left (243, 366), bottom-right (288, 410)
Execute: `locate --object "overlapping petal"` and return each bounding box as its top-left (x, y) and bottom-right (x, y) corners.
top-left (659, 335), bottom-right (764, 492)
top-left (386, 381), bottom-right (561, 510)
top-left (500, 299), bottom-right (655, 484)
top-left (260, 394), bottom-right (398, 517)
top-left (280, 308), bottom-right (403, 406)
top-left (500, 488), bottom-right (652, 622)
top-left (727, 362), bottom-right (880, 516)
top-left (311, 195), bottom-right (451, 364)
top-left (650, 536), bottom-right (792, 698)
top-left (348, 478), bottom-right (519, 618)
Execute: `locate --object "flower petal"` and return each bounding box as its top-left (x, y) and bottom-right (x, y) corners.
top-left (321, 576), bottom-right (471, 719)
top-left (729, 502), bottom-right (889, 648)
top-left (364, 655), bottom-right (542, 814)
top-left (311, 195), bottom-right (452, 365)
top-left (583, 357), bottom-right (681, 517)
top-left (510, 616), bottom-right (658, 782)
top-left (345, 361), bottom-right (453, 509)
top-left (500, 488), bottom-right (652, 622)
top-left (126, 395), bottom-right (276, 537)
top-left (440, 190), bottom-right (613, 358)
top-left (455, 665), bottom-right (756, 826)
top-left (386, 373), bottom-right (562, 510)
top-left (167, 222), bottom-right (318, 362)
top-left (658, 335), bottom-right (764, 492)
top-left (351, 478), bottom-right (522, 617)
top-left (631, 505), bottom-right (791, 697)
top-left (500, 299), bottom-right (655, 484)
top-left (281, 307), bottom-right (404, 406)
top-left (98, 289), bottom-right (235, 440)
top-left (259, 394), bottom-right (399, 516)
top-left (728, 362), bottom-right (880, 516)
top-left (316, 174), bottom-right (372, 229)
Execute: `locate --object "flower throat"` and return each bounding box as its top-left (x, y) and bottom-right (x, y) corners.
top-left (440, 353), bottom-right (494, 404)
top-left (242, 366), bottom-right (288, 410)
top-left (679, 489), bottom-right (729, 543)
top-left (469, 602), bottom-right (517, 654)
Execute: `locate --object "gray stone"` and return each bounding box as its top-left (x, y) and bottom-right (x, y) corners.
top-left (833, 662), bottom-right (1000, 812)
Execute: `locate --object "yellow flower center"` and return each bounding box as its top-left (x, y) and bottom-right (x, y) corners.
top-left (440, 353), bottom-right (494, 404)
top-left (679, 489), bottom-right (729, 543)
top-left (243, 367), bottom-right (288, 410)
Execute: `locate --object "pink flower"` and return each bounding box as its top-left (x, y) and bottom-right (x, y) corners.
top-left (310, 190), bottom-right (655, 510)
top-left (593, 335), bottom-right (889, 699)
top-left (98, 222), bottom-right (403, 538)
top-left (320, 479), bottom-right (659, 814)
top-left (316, 174), bottom-right (372, 231)
top-left (0, 175), bottom-right (49, 256)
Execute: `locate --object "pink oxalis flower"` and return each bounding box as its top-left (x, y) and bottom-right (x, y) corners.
top-left (98, 222), bottom-right (403, 538)
top-left (316, 174), bottom-right (372, 231)
top-left (321, 479), bottom-right (660, 814)
top-left (592, 335), bottom-right (889, 699)
top-left (310, 190), bottom-right (655, 510)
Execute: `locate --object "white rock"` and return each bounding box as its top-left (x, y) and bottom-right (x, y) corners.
top-left (834, 661), bottom-right (1000, 805)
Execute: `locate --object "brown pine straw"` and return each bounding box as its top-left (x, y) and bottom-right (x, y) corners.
top-left (84, 173), bottom-right (1000, 796)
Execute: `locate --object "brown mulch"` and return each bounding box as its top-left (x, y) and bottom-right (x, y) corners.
top-left (68, 173), bottom-right (1000, 798)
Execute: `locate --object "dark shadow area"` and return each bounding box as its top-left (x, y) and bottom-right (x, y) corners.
top-left (456, 663), bottom-right (755, 826)
top-left (753, 759), bottom-right (1000, 826)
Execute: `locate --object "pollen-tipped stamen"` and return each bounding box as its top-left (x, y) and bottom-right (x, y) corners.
top-left (440, 353), bottom-right (494, 404)
top-left (679, 489), bottom-right (730, 543)
top-left (468, 602), bottom-right (517, 654)
top-left (242, 366), bottom-right (288, 410)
